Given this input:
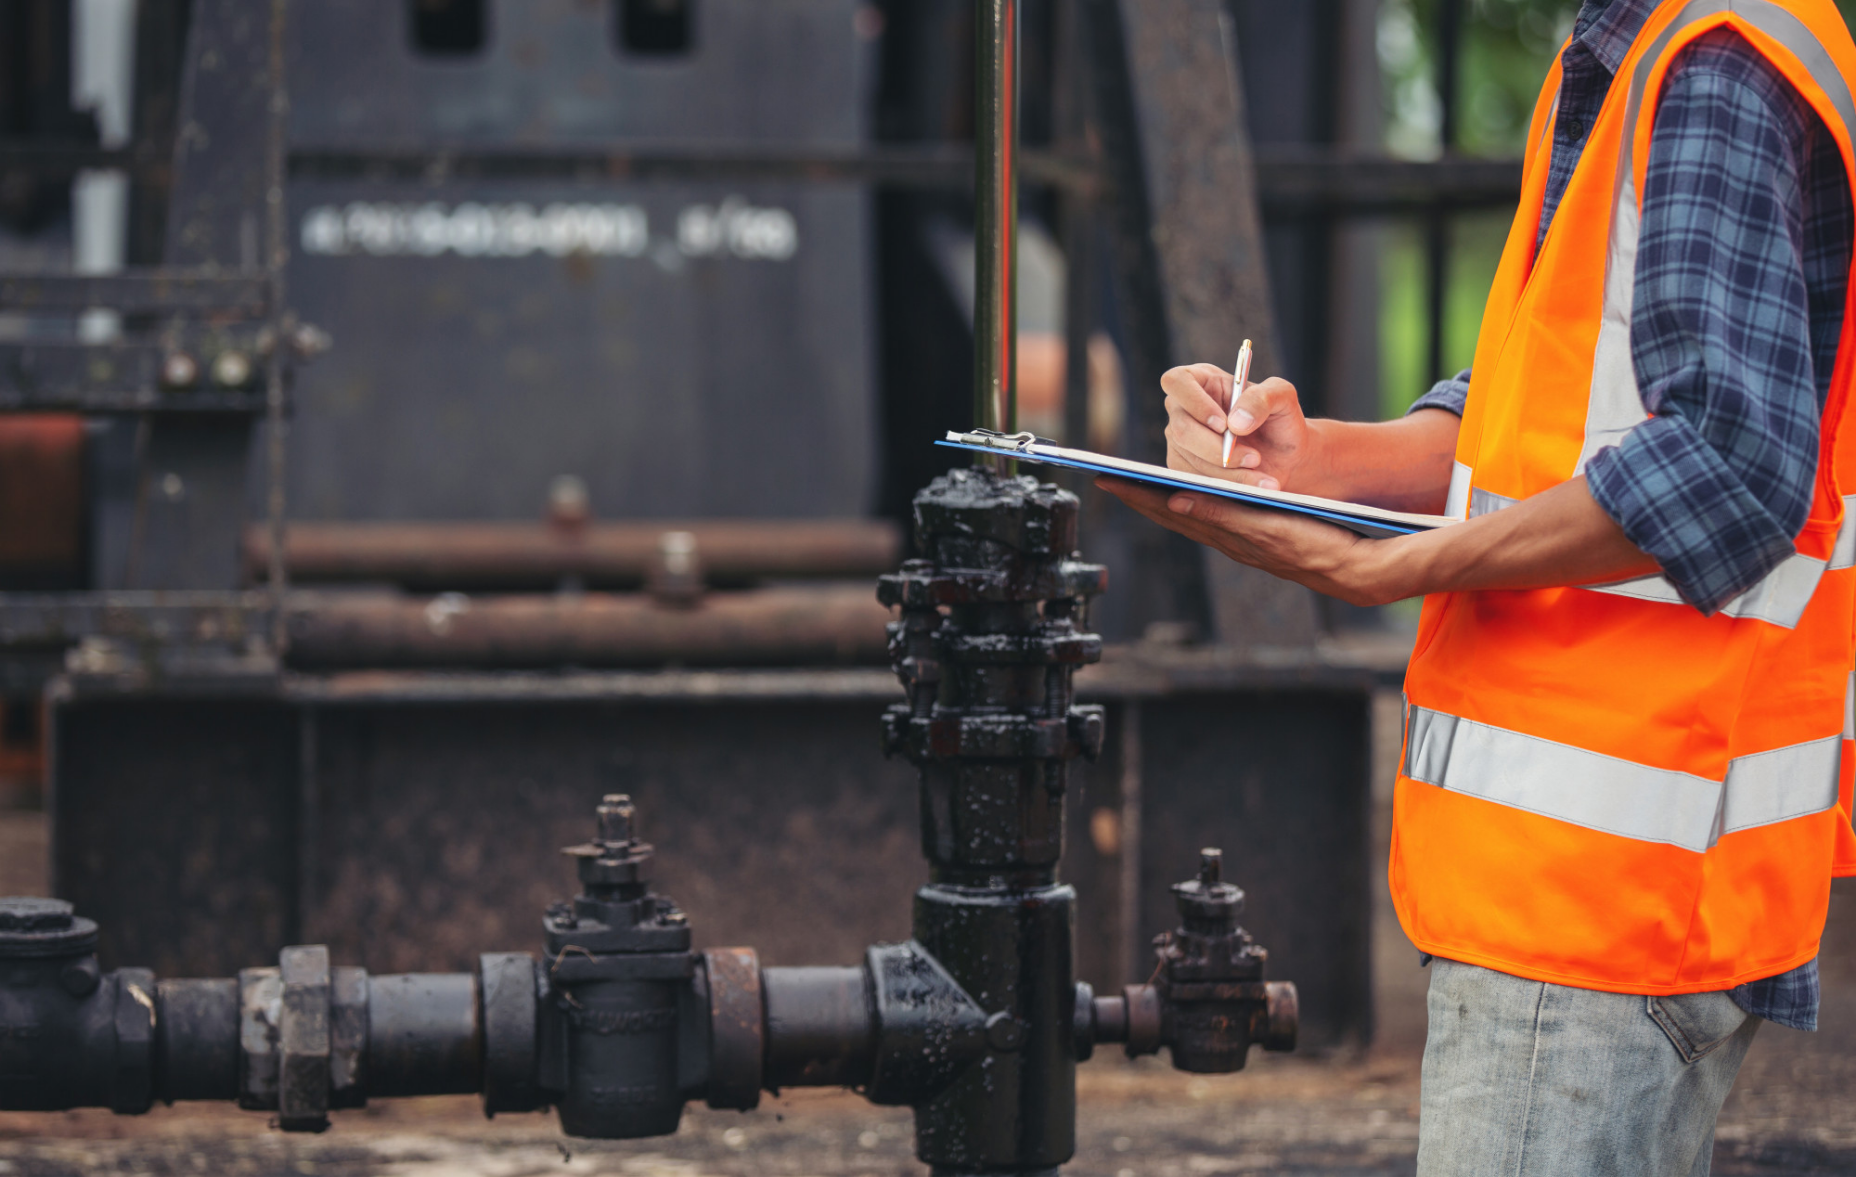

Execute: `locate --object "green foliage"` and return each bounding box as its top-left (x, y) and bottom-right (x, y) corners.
top-left (1376, 0), bottom-right (1856, 416)
top-left (1382, 0), bottom-right (1580, 156)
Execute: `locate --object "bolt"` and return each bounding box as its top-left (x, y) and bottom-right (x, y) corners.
top-left (58, 958), bottom-right (99, 997)
top-left (597, 794), bottom-right (635, 845)
top-left (1199, 848), bottom-right (1222, 886)
top-left (159, 352), bottom-right (199, 388)
top-left (984, 1011), bottom-right (1026, 1052)
top-left (211, 350), bottom-right (252, 387)
top-left (548, 475), bottom-right (589, 531)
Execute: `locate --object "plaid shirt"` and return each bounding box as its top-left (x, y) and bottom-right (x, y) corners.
top-left (1409, 0), bottom-right (1852, 1031)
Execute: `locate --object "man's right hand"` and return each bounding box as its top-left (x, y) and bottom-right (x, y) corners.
top-left (1161, 364), bottom-right (1316, 492)
top-left (1155, 362), bottom-right (1463, 515)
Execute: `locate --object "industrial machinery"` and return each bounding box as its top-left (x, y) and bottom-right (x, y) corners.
top-left (0, 0), bottom-right (1476, 1070)
top-left (0, 464), bottom-right (1296, 1175)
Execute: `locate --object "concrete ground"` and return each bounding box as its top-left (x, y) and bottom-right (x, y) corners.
top-left (4, 691), bottom-right (1856, 1175)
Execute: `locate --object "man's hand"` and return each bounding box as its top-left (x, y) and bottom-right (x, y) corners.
top-left (1098, 478), bottom-right (1406, 606)
top-left (1161, 364), bottom-right (1313, 491)
top-left (1096, 474), bottom-right (1662, 607)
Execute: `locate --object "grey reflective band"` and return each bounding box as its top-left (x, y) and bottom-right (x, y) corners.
top-left (1584, 1), bottom-right (1856, 475)
top-left (1469, 486), bottom-right (1517, 519)
top-left (1845, 670), bottom-right (1855, 740)
top-left (1581, 495), bottom-right (1856, 627)
top-left (1404, 703), bottom-right (1840, 853)
top-left (1445, 461), bottom-right (1473, 520)
top-left (1449, 476), bottom-right (1856, 627)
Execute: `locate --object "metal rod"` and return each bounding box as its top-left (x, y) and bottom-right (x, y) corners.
top-left (1118, 701), bottom-right (1143, 982)
top-left (1426, 0), bottom-right (1463, 383)
top-left (264, 0), bottom-right (291, 654)
top-left (973, 0), bottom-right (1020, 435)
top-left (243, 519), bottom-right (901, 588)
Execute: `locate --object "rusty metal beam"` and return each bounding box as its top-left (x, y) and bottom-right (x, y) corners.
top-left (283, 586), bottom-right (894, 669)
top-left (0, 272), bottom-right (270, 315)
top-left (244, 520), bottom-right (902, 590)
top-left (1086, 0), bottom-right (1322, 648)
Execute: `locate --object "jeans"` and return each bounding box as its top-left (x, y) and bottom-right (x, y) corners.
top-left (1417, 958), bottom-right (1761, 1177)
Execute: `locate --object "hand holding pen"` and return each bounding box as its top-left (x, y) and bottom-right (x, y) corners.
top-left (1221, 338), bottom-right (1253, 468)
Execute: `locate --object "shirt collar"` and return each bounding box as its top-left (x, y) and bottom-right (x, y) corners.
top-left (1573, 0), bottom-right (1657, 75)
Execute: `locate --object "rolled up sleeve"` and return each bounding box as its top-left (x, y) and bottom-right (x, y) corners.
top-left (1583, 32), bottom-right (1830, 615)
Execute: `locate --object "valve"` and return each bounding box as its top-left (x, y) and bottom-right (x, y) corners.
top-left (1077, 848), bottom-right (1298, 1072)
top-left (541, 793), bottom-right (696, 1138)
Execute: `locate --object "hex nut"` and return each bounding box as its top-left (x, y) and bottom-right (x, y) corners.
top-left (159, 352), bottom-right (199, 388)
top-left (211, 351), bottom-right (253, 387)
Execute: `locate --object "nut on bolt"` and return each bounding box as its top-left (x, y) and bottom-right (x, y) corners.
top-left (211, 350), bottom-right (253, 387)
top-left (160, 352), bottom-right (199, 388)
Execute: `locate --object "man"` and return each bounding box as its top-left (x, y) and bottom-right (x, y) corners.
top-left (1099, 1), bottom-right (1856, 1172)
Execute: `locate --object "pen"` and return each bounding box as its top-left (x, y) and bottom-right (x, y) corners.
top-left (1222, 338), bottom-right (1253, 469)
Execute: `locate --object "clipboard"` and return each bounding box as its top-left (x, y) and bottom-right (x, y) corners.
top-left (937, 430), bottom-right (1457, 539)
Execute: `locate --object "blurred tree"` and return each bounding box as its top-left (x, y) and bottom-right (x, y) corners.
top-left (1383, 0), bottom-right (1856, 159)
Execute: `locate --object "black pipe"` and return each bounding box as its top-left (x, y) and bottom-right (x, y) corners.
top-left (762, 966), bottom-right (875, 1089)
top-left (155, 978), bottom-right (239, 1101)
top-left (367, 973), bottom-right (482, 1097)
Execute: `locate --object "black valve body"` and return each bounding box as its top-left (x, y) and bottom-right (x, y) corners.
top-left (540, 797), bottom-right (696, 1138)
top-left (880, 468), bottom-right (1105, 1175)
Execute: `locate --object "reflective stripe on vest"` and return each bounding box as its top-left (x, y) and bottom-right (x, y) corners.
top-left (1460, 494), bottom-right (1856, 626)
top-left (1404, 702), bottom-right (1841, 853)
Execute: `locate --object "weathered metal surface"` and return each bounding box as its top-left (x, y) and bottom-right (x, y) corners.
top-left (701, 948), bottom-right (764, 1110)
top-left (289, 143), bottom-right (1097, 192)
top-left (0, 591), bottom-right (268, 647)
top-left (0, 338), bottom-right (276, 406)
top-left (0, 417), bottom-right (85, 588)
top-left (282, 586), bottom-right (894, 669)
top-left (279, 0), bottom-right (876, 524)
top-left (0, 272), bottom-right (269, 314)
top-left (245, 519), bottom-right (902, 590)
top-left (760, 964), bottom-right (874, 1089)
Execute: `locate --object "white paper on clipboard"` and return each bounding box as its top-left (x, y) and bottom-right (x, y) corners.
top-left (938, 430), bottom-right (1457, 540)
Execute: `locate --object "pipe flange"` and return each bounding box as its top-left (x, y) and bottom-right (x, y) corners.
top-left (279, 945), bottom-right (332, 1132)
top-left (1123, 984), bottom-right (1163, 1058)
top-left (703, 948), bottom-right (763, 1110)
top-left (330, 966), bottom-right (368, 1110)
top-left (481, 953), bottom-right (545, 1115)
top-left (110, 968), bottom-right (156, 1114)
top-left (238, 966), bottom-right (282, 1111)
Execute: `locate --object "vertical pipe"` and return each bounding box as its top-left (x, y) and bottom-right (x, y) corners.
top-left (264, 0), bottom-right (291, 651)
top-left (1425, 0), bottom-right (1463, 383)
top-left (973, 0), bottom-right (1020, 435)
top-left (1118, 701), bottom-right (1143, 982)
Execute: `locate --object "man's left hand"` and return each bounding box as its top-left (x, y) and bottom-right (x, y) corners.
top-left (1095, 478), bottom-right (1406, 607)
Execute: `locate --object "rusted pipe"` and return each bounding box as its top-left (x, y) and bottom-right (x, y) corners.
top-left (283, 586), bottom-right (894, 668)
top-left (0, 416), bottom-right (86, 587)
top-left (245, 520), bottom-right (902, 590)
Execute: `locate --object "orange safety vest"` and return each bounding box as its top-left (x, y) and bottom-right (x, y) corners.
top-left (1393, 0), bottom-right (1856, 995)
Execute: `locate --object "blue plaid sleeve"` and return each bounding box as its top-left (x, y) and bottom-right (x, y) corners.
top-left (1584, 29), bottom-right (1846, 614)
top-left (1407, 369), bottom-right (1471, 417)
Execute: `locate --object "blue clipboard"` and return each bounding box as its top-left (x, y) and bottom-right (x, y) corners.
top-left (935, 431), bottom-right (1453, 540)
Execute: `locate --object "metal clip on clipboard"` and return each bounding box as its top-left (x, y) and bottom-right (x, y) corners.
top-left (944, 429), bottom-right (1042, 451)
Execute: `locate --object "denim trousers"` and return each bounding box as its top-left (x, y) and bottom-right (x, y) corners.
top-left (1417, 958), bottom-right (1762, 1177)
